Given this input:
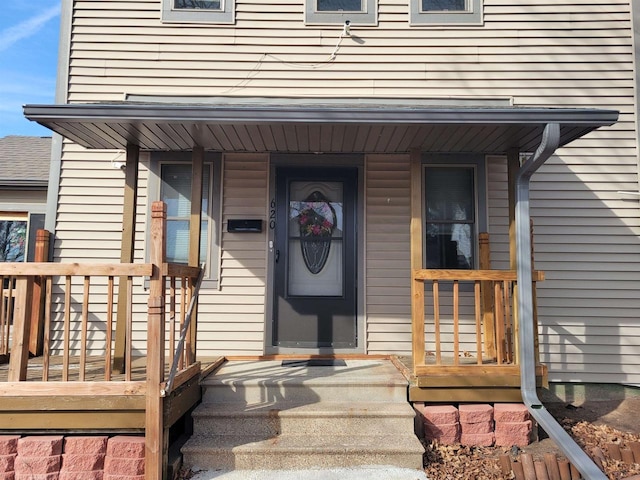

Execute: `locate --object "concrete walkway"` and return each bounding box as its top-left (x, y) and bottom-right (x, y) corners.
top-left (189, 466), bottom-right (429, 480)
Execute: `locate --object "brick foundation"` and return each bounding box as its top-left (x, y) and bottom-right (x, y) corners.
top-left (0, 436), bottom-right (144, 480)
top-left (414, 403), bottom-right (534, 447)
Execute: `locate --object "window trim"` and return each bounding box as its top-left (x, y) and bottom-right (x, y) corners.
top-left (305, 0), bottom-right (377, 25)
top-left (161, 0), bottom-right (235, 24)
top-left (148, 152), bottom-right (222, 286)
top-left (422, 154), bottom-right (487, 270)
top-left (410, 0), bottom-right (483, 26)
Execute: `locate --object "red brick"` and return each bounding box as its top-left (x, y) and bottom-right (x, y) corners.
top-left (17, 437), bottom-right (63, 457)
top-left (495, 420), bottom-right (532, 436)
top-left (0, 437), bottom-right (20, 456)
top-left (421, 405), bottom-right (459, 425)
top-left (105, 438), bottom-right (144, 460)
top-left (0, 472), bottom-right (14, 480)
top-left (14, 474), bottom-right (59, 480)
top-left (0, 455), bottom-right (16, 473)
top-left (460, 432), bottom-right (495, 446)
top-left (494, 403), bottom-right (530, 423)
top-left (495, 431), bottom-right (531, 447)
top-left (14, 456), bottom-right (61, 475)
top-left (60, 454), bottom-right (104, 472)
top-left (425, 422), bottom-right (460, 438)
top-left (103, 458), bottom-right (143, 476)
top-left (458, 404), bottom-right (493, 424)
top-left (63, 438), bottom-right (108, 456)
top-left (59, 471), bottom-right (104, 480)
top-left (460, 421), bottom-right (493, 434)
top-left (103, 475), bottom-right (144, 480)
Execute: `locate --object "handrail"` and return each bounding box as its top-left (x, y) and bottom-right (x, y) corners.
top-left (162, 263), bottom-right (205, 397)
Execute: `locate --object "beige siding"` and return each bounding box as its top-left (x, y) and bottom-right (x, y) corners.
top-left (56, 0), bottom-right (640, 383)
top-left (195, 153), bottom-right (269, 355)
top-left (365, 154), bottom-right (412, 354)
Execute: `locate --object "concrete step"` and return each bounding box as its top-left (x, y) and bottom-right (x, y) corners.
top-left (181, 434), bottom-right (425, 471)
top-left (201, 360), bottom-right (409, 404)
top-left (191, 401), bottom-right (417, 437)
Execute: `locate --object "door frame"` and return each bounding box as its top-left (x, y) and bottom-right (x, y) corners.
top-left (265, 154), bottom-right (365, 355)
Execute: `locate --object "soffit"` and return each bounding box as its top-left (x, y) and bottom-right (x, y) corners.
top-left (23, 101), bottom-right (618, 154)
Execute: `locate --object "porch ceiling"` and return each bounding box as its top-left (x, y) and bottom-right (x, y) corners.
top-left (23, 99), bottom-right (618, 153)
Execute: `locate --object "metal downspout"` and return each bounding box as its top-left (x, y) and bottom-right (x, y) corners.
top-left (515, 123), bottom-right (606, 480)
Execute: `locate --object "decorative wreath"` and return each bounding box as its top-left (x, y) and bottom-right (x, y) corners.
top-left (297, 192), bottom-right (336, 238)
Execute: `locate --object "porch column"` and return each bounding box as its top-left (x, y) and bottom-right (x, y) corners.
top-left (114, 143), bottom-right (140, 372)
top-left (188, 146), bottom-right (204, 363)
top-left (410, 149), bottom-right (425, 372)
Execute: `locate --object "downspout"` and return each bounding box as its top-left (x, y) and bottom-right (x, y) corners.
top-left (515, 123), bottom-right (606, 480)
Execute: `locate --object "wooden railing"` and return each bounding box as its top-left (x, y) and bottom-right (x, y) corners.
top-left (412, 268), bottom-right (544, 377)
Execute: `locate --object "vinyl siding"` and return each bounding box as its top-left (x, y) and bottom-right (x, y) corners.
top-left (195, 153), bottom-right (269, 355)
top-left (54, 0), bottom-right (640, 383)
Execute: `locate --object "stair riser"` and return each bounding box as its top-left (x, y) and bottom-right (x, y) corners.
top-left (192, 414), bottom-right (416, 437)
top-left (183, 450), bottom-right (424, 471)
top-left (201, 384), bottom-right (408, 404)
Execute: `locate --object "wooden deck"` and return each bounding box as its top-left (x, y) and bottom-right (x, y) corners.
top-left (393, 355), bottom-right (547, 403)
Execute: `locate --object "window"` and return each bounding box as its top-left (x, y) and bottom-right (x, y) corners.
top-left (162, 0), bottom-right (234, 23)
top-left (411, 0), bottom-right (482, 25)
top-left (305, 0), bottom-right (377, 25)
top-left (0, 214), bottom-right (28, 262)
top-left (161, 163), bottom-right (211, 265)
top-left (424, 160), bottom-right (486, 269)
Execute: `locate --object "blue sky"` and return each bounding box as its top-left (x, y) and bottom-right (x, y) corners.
top-left (0, 0), bottom-right (61, 138)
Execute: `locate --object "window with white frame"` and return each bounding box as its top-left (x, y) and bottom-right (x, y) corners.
top-left (411, 0), bottom-right (482, 25)
top-left (160, 163), bottom-right (212, 266)
top-left (162, 0), bottom-right (234, 23)
top-left (305, 0), bottom-right (377, 25)
top-left (0, 213), bottom-right (28, 262)
top-left (424, 161), bottom-right (485, 269)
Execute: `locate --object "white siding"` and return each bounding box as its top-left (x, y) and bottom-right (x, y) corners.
top-left (55, 0), bottom-right (640, 383)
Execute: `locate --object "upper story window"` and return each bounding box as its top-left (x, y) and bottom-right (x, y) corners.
top-left (162, 0), bottom-right (234, 23)
top-left (424, 157), bottom-right (486, 269)
top-left (411, 0), bottom-right (482, 25)
top-left (305, 0), bottom-right (377, 25)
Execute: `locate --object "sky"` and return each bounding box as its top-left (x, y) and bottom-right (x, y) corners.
top-left (0, 0), bottom-right (61, 138)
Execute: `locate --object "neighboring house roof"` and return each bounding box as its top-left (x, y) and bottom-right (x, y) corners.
top-left (0, 135), bottom-right (51, 188)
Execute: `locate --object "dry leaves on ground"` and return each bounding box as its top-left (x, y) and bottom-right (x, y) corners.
top-left (423, 419), bottom-right (640, 480)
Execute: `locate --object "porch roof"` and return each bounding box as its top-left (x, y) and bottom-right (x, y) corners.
top-left (23, 98), bottom-right (618, 153)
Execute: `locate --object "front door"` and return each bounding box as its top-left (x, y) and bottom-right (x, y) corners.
top-left (272, 167), bottom-right (357, 349)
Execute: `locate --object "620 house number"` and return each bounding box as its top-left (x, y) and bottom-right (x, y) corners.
top-left (269, 198), bottom-right (276, 230)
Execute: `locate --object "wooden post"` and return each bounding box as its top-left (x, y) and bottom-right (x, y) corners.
top-left (410, 149), bottom-right (425, 373)
top-left (479, 232), bottom-right (496, 360)
top-left (114, 143), bottom-right (140, 373)
top-left (531, 219), bottom-right (540, 365)
top-left (188, 147), bottom-right (204, 364)
top-left (8, 276), bottom-right (34, 381)
top-left (507, 149), bottom-right (521, 365)
top-left (146, 201), bottom-right (167, 480)
top-left (29, 229), bottom-right (50, 356)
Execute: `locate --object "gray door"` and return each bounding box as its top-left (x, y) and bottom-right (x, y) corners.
top-left (273, 167), bottom-right (357, 348)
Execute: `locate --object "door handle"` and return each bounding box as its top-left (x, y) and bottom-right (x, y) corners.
top-left (275, 250), bottom-right (280, 263)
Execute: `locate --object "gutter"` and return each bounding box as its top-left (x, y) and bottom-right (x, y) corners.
top-left (515, 123), bottom-right (606, 480)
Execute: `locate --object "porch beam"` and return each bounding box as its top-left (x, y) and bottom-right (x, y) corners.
top-left (114, 143), bottom-right (140, 373)
top-left (515, 123), bottom-right (606, 480)
top-left (410, 149), bottom-right (424, 372)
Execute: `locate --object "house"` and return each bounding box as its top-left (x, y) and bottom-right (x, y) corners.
top-left (0, 135), bottom-right (50, 263)
top-left (4, 0), bottom-right (640, 478)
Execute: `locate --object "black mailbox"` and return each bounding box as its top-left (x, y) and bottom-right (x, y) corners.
top-left (227, 219), bottom-right (263, 233)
